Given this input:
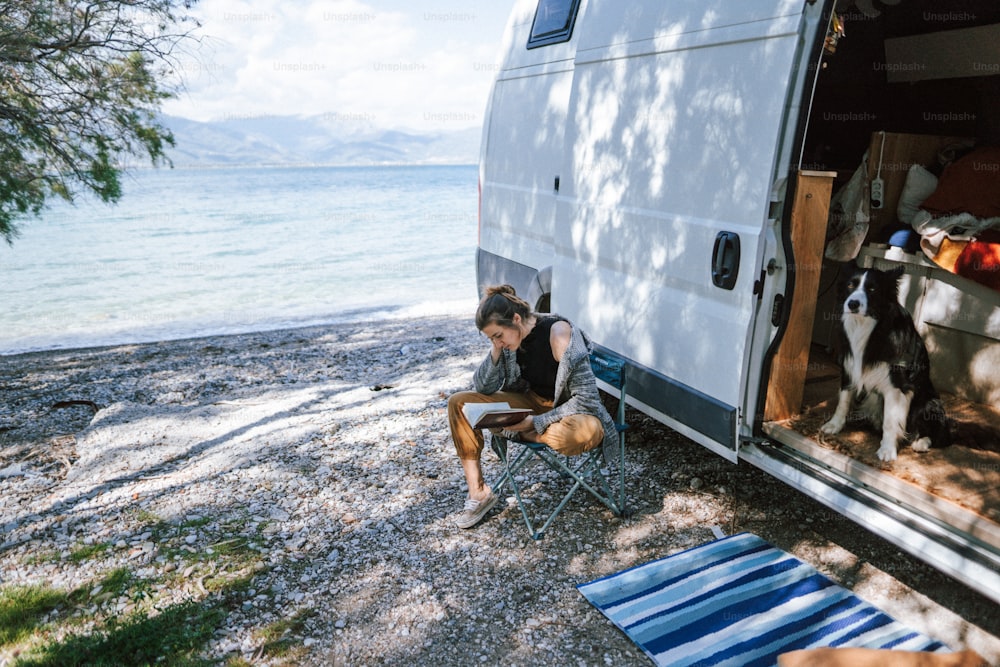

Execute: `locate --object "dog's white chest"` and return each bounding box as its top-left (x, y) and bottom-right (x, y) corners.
top-left (843, 315), bottom-right (878, 388)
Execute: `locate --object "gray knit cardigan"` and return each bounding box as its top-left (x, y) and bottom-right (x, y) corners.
top-left (472, 319), bottom-right (619, 460)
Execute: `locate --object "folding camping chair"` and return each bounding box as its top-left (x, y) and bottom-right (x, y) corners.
top-left (489, 348), bottom-right (628, 539)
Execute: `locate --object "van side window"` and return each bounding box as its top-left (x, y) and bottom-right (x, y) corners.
top-left (527, 0), bottom-right (581, 49)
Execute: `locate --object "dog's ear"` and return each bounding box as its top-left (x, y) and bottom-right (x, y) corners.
top-left (886, 265), bottom-right (906, 282)
top-left (837, 260), bottom-right (858, 282)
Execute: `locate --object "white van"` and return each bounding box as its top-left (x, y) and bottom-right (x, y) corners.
top-left (478, 0), bottom-right (1000, 602)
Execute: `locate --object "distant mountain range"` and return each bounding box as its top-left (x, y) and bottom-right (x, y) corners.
top-left (159, 114), bottom-right (481, 167)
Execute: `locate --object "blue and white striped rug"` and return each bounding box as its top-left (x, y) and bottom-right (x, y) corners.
top-left (577, 533), bottom-right (951, 667)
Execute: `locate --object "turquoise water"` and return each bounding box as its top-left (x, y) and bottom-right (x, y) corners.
top-left (0, 165), bottom-right (479, 354)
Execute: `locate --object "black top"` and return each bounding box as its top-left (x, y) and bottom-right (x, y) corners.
top-left (516, 315), bottom-right (567, 400)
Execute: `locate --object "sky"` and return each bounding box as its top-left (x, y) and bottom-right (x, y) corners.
top-left (161, 0), bottom-right (516, 131)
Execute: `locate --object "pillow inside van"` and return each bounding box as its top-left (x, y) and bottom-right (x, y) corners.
top-left (897, 164), bottom-right (937, 226)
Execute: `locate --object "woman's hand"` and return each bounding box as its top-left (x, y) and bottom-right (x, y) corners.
top-left (490, 336), bottom-right (504, 363)
top-left (505, 415), bottom-right (533, 432)
top-left (502, 416), bottom-right (540, 442)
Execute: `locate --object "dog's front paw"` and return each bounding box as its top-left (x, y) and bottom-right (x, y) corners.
top-left (911, 437), bottom-right (932, 453)
top-left (820, 416), bottom-right (844, 435)
top-left (876, 441), bottom-right (898, 462)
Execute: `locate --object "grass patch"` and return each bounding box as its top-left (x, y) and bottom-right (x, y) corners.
top-left (4, 511), bottom-right (274, 665)
top-left (2, 566), bottom-right (234, 665)
top-left (0, 585), bottom-right (66, 646)
top-left (133, 509), bottom-right (162, 525)
top-left (21, 552), bottom-right (60, 567)
top-left (211, 537), bottom-right (250, 557)
top-left (252, 609), bottom-right (316, 660)
top-left (155, 515), bottom-right (264, 567)
top-left (100, 567), bottom-right (134, 593)
top-left (205, 536), bottom-right (259, 567)
top-left (12, 600), bottom-right (225, 667)
top-left (205, 567), bottom-right (258, 597)
top-left (180, 516), bottom-right (212, 530)
top-left (68, 541), bottom-right (111, 563)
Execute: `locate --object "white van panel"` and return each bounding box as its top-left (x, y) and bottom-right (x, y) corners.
top-left (499, 0), bottom-right (583, 71)
top-left (553, 4), bottom-right (805, 416)
top-left (575, 0), bottom-right (805, 54)
top-left (478, 0), bottom-right (590, 291)
top-left (479, 66), bottom-right (574, 273)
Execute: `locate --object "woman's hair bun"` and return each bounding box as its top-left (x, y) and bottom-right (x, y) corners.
top-left (476, 284), bottom-right (531, 330)
top-left (485, 284), bottom-right (517, 298)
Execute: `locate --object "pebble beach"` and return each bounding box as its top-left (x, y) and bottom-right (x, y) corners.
top-left (1, 313), bottom-right (998, 666)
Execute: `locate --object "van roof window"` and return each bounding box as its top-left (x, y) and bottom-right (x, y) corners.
top-left (527, 0), bottom-right (581, 49)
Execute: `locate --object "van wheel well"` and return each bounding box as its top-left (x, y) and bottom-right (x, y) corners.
top-left (535, 293), bottom-right (551, 313)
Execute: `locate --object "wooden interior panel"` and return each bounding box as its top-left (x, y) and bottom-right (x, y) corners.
top-left (765, 170), bottom-right (836, 422)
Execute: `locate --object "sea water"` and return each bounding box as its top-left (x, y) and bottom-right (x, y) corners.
top-left (0, 164), bottom-right (480, 354)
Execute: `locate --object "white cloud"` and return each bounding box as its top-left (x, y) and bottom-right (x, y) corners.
top-left (163, 0), bottom-right (513, 130)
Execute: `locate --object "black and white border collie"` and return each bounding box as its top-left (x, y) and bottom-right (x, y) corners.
top-left (820, 265), bottom-right (950, 462)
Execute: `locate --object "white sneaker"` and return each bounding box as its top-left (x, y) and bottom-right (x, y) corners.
top-left (454, 491), bottom-right (498, 529)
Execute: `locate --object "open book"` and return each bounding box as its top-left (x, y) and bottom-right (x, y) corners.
top-left (462, 402), bottom-right (533, 429)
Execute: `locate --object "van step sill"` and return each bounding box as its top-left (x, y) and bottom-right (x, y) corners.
top-left (742, 434), bottom-right (1000, 606)
top-left (761, 421), bottom-right (1000, 552)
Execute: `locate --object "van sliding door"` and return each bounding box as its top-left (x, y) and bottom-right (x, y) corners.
top-left (478, 1), bottom-right (584, 303)
top-left (552, 0), bottom-right (820, 460)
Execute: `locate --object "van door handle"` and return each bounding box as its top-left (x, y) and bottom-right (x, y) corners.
top-left (711, 231), bottom-right (740, 290)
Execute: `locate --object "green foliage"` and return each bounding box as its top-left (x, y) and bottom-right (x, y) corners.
top-left (0, 0), bottom-right (201, 242)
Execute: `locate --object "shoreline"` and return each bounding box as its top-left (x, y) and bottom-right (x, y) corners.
top-left (0, 298), bottom-right (479, 358)
top-left (1, 313), bottom-right (998, 664)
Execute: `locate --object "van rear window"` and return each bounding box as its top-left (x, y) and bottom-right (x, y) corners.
top-left (527, 0), bottom-right (581, 49)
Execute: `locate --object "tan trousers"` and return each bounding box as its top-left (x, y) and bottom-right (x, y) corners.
top-left (448, 390), bottom-right (604, 460)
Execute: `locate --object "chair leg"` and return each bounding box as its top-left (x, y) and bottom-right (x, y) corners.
top-left (533, 448), bottom-right (623, 517)
top-left (491, 435), bottom-right (626, 539)
top-left (491, 436), bottom-right (545, 539)
top-left (586, 455), bottom-right (624, 517)
top-left (617, 433), bottom-right (627, 514)
top-left (519, 453), bottom-right (586, 539)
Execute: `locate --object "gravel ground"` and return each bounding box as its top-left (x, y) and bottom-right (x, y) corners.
top-left (1, 313), bottom-right (998, 666)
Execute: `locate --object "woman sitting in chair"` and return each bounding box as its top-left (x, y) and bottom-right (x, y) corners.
top-left (447, 284), bottom-right (618, 529)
